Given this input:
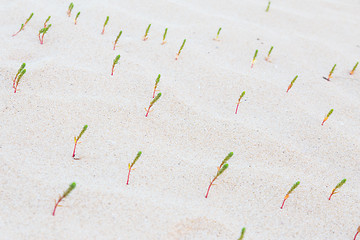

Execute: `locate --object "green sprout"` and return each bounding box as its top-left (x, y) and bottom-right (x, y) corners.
top-left (265, 46), bottom-right (273, 61)
top-left (235, 91), bottom-right (245, 114)
top-left (329, 178), bottom-right (346, 200)
top-left (13, 63), bottom-right (26, 89)
top-left (111, 55), bottom-right (121, 76)
top-left (44, 16), bottom-right (51, 27)
top-left (75, 12), bottom-right (80, 25)
top-left (238, 227), bottom-right (246, 240)
top-left (205, 163), bottom-right (229, 198)
top-left (38, 24), bottom-right (52, 44)
top-left (113, 30), bottom-right (122, 50)
top-left (161, 28), bottom-right (168, 45)
top-left (145, 92), bottom-right (161, 117)
top-left (219, 152), bottom-right (233, 169)
top-left (152, 74), bottom-right (161, 98)
top-left (52, 182), bottom-right (76, 216)
top-left (67, 2), bottom-right (74, 17)
top-left (214, 27), bottom-right (222, 41)
top-left (324, 64), bottom-right (336, 81)
top-left (266, 1), bottom-right (271, 12)
top-left (14, 69), bottom-right (26, 93)
top-left (127, 151), bottom-right (142, 185)
top-left (12, 13), bottom-right (34, 37)
top-left (251, 49), bottom-right (258, 68)
top-left (286, 75), bottom-right (298, 93)
top-left (350, 62), bottom-right (358, 75)
top-left (101, 16), bottom-right (109, 34)
top-left (175, 39), bottom-right (186, 60)
top-left (280, 181), bottom-right (300, 209)
top-left (72, 125), bottom-right (88, 158)
top-left (321, 109), bottom-right (333, 126)
top-left (143, 24), bottom-right (151, 40)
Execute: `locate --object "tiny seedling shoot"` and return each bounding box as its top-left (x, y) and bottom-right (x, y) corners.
top-left (145, 93), bottom-right (161, 117)
top-left (235, 91), bottom-right (245, 114)
top-left (238, 227), bottom-right (246, 240)
top-left (52, 182), bottom-right (76, 216)
top-left (266, 1), bottom-right (271, 12)
top-left (205, 163), bottom-right (229, 198)
top-left (74, 12), bottom-right (80, 25)
top-left (67, 2), bottom-right (74, 17)
top-left (38, 24), bottom-right (51, 44)
top-left (72, 125), bottom-right (88, 158)
top-left (323, 64), bottom-right (336, 81)
top-left (111, 55), bottom-right (120, 76)
top-left (280, 181), bottom-right (300, 209)
top-left (354, 226), bottom-right (360, 240)
top-left (218, 152), bottom-right (233, 170)
top-left (161, 28), bottom-right (168, 45)
top-left (251, 49), bottom-right (258, 68)
top-left (44, 16), bottom-right (51, 28)
top-left (12, 13), bottom-right (34, 37)
top-left (175, 39), bottom-right (186, 60)
top-left (152, 74), bottom-right (161, 98)
top-left (328, 178), bottom-right (346, 200)
top-left (321, 109), bottom-right (333, 126)
top-left (213, 27), bottom-right (222, 41)
top-left (143, 24), bottom-right (151, 41)
top-left (113, 30), bottom-right (122, 50)
top-left (265, 46), bottom-right (273, 61)
top-left (350, 62), bottom-right (358, 75)
top-left (13, 63), bottom-right (26, 89)
top-left (126, 151), bottom-right (142, 185)
top-left (101, 16), bottom-right (109, 35)
top-left (286, 75), bottom-right (298, 93)
top-left (13, 68), bottom-right (26, 93)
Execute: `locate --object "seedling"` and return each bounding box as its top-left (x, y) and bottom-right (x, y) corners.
top-left (67, 2), bottom-right (74, 17)
top-left (350, 62), bottom-right (358, 75)
top-left (265, 46), bottom-right (273, 61)
top-left (126, 151), bottom-right (142, 185)
top-left (280, 181), bottom-right (300, 209)
top-left (321, 109), bottom-right (333, 126)
top-left (38, 24), bottom-right (51, 44)
top-left (218, 152), bottom-right (233, 170)
top-left (251, 49), bottom-right (258, 68)
top-left (266, 1), bottom-right (271, 12)
top-left (113, 30), bottom-right (122, 50)
top-left (143, 24), bottom-right (151, 41)
top-left (235, 91), bottom-right (245, 114)
top-left (44, 16), bottom-right (51, 28)
top-left (14, 69), bottom-right (26, 93)
top-left (145, 93), bottom-right (161, 117)
top-left (213, 27), bottom-right (222, 41)
top-left (205, 163), bottom-right (229, 198)
top-left (12, 13), bottom-right (34, 37)
top-left (161, 28), bottom-right (168, 45)
top-left (175, 39), bottom-right (186, 60)
top-left (323, 64), bottom-right (336, 81)
top-left (52, 182), bottom-right (76, 216)
top-left (13, 63), bottom-right (26, 89)
top-left (238, 228), bottom-right (246, 240)
top-left (111, 55), bottom-right (120, 76)
top-left (101, 16), bottom-right (109, 35)
top-left (354, 226), bottom-right (360, 240)
top-left (328, 178), bottom-right (346, 200)
top-left (286, 75), bottom-right (298, 93)
top-left (72, 125), bottom-right (88, 158)
top-left (74, 12), bottom-right (80, 25)
top-left (152, 74), bottom-right (161, 98)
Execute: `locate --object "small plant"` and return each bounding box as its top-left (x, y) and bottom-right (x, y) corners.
top-left (321, 109), bottom-right (333, 126)
top-left (12, 63), bottom-right (26, 89)
top-left (72, 125), bottom-right (88, 158)
top-left (266, 1), bottom-right (271, 12)
top-left (175, 39), bottom-right (186, 60)
top-left (218, 152), bottom-right (233, 170)
top-left (205, 163), bottom-right (229, 198)
top-left (152, 74), bottom-right (161, 98)
top-left (44, 16), bottom-right (51, 28)
top-left (265, 46), bottom-right (273, 61)
top-left (235, 91), bottom-right (245, 114)
top-left (13, 68), bottom-right (26, 93)
top-left (143, 24), bottom-right (151, 41)
top-left (286, 75), bottom-right (298, 93)
top-left (145, 93), bottom-right (161, 117)
top-left (126, 151), bottom-right (142, 185)
top-left (12, 13), bottom-right (34, 37)
top-left (74, 12), bottom-right (80, 25)
top-left (101, 16), bottom-right (109, 35)
top-left (111, 55), bottom-right (120, 76)
top-left (238, 227), bottom-right (246, 240)
top-left (323, 64), bottom-right (336, 81)
top-left (161, 28), bottom-right (168, 45)
top-left (38, 24), bottom-right (51, 44)
top-left (280, 181), bottom-right (300, 209)
top-left (213, 27), bottom-right (222, 41)
top-left (113, 30), bottom-right (122, 50)
top-left (350, 62), bottom-right (358, 75)
top-left (251, 49), bottom-right (258, 68)
top-left (67, 2), bottom-right (74, 17)
top-left (52, 182), bottom-right (76, 216)
top-left (328, 178), bottom-right (346, 200)
top-left (354, 226), bottom-right (360, 240)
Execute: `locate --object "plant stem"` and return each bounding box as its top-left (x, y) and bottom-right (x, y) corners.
top-left (350, 62), bottom-right (358, 75)
top-left (72, 140), bottom-right (78, 158)
top-left (235, 91), bottom-right (245, 114)
top-left (102, 16), bottom-right (109, 35)
top-left (205, 177), bottom-right (216, 198)
top-left (52, 196), bottom-right (63, 216)
top-left (161, 28), bottom-right (168, 44)
top-left (251, 49), bottom-right (258, 68)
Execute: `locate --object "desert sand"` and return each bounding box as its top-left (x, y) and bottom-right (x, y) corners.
top-left (1, 0), bottom-right (360, 239)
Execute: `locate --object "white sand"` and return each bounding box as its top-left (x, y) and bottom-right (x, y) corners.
top-left (1, 0), bottom-right (360, 239)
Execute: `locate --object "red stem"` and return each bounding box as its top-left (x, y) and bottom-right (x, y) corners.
top-left (41, 34), bottom-right (45, 44)
top-left (12, 29), bottom-right (22, 37)
top-left (111, 65), bottom-right (114, 75)
top-left (205, 178), bottom-right (216, 198)
top-left (280, 198), bottom-right (287, 209)
top-left (101, 27), bottom-right (105, 35)
top-left (152, 87), bottom-right (156, 98)
top-left (39, 33), bottom-right (42, 44)
top-left (113, 43), bottom-right (116, 50)
top-left (72, 140), bottom-right (78, 158)
top-left (126, 167), bottom-right (132, 185)
top-left (52, 197), bottom-right (63, 216)
top-left (287, 84), bottom-right (292, 93)
top-left (328, 192), bottom-right (334, 200)
top-left (235, 102), bottom-right (240, 114)
top-left (354, 231), bottom-right (359, 240)
top-left (145, 105), bottom-right (152, 117)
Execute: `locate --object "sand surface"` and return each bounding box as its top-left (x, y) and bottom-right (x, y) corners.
top-left (1, 0), bottom-right (360, 239)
